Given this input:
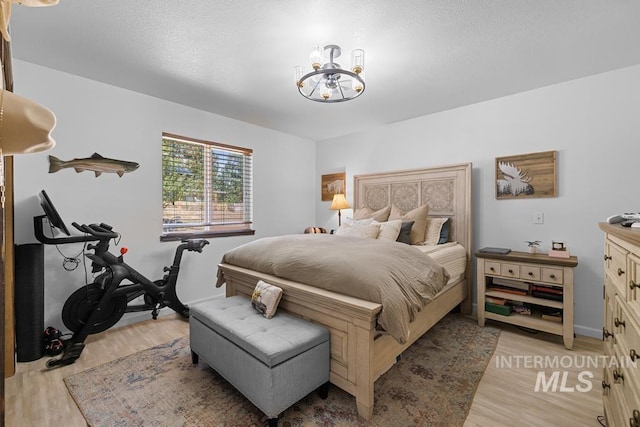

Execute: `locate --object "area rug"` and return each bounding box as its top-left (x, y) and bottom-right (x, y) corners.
top-left (64, 314), bottom-right (500, 426)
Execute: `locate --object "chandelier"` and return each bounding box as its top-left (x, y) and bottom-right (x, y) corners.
top-left (294, 45), bottom-right (365, 103)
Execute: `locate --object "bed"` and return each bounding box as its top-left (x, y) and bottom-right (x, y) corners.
top-left (217, 162), bottom-right (472, 419)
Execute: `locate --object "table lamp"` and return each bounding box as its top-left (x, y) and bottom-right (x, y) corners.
top-left (329, 193), bottom-right (350, 227)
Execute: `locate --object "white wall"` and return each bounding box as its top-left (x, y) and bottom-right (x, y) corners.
top-left (12, 60), bottom-right (316, 330)
top-left (316, 64), bottom-right (640, 338)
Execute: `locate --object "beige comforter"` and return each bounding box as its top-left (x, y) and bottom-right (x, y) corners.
top-left (216, 234), bottom-right (450, 343)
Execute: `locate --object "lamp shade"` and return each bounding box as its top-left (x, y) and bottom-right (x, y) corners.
top-left (329, 193), bottom-right (350, 210)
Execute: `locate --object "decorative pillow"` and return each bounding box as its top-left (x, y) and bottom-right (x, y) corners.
top-left (304, 226), bottom-right (328, 234)
top-left (438, 218), bottom-right (451, 244)
top-left (343, 217), bottom-right (374, 227)
top-left (372, 219), bottom-right (403, 241)
top-left (353, 206), bottom-right (391, 222)
top-left (335, 222), bottom-right (381, 239)
top-left (388, 205), bottom-right (429, 245)
top-left (424, 217), bottom-right (449, 246)
top-left (251, 280), bottom-right (283, 319)
top-left (396, 221), bottom-right (414, 244)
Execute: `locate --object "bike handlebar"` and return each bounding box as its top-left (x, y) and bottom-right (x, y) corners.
top-left (72, 222), bottom-right (120, 239)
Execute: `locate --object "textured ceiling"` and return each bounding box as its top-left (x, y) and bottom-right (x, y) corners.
top-left (9, 0), bottom-right (640, 141)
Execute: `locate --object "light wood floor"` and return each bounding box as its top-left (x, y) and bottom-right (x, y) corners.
top-left (5, 315), bottom-right (604, 427)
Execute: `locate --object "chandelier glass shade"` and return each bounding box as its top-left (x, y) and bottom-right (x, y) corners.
top-left (295, 44), bottom-right (365, 103)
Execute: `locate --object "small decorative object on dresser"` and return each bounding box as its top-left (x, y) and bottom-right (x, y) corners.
top-left (548, 240), bottom-right (571, 258)
top-left (476, 250), bottom-right (578, 349)
top-left (526, 240), bottom-right (541, 254)
top-left (599, 222), bottom-right (640, 427)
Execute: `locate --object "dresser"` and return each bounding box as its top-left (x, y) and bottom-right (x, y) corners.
top-left (476, 250), bottom-right (578, 349)
top-left (600, 223), bottom-right (640, 427)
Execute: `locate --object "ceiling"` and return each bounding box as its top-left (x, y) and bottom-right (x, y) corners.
top-left (9, 0), bottom-right (640, 142)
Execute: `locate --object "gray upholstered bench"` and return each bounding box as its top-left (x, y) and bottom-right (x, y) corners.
top-left (189, 296), bottom-right (330, 426)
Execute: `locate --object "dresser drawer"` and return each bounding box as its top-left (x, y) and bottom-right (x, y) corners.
top-left (541, 267), bottom-right (563, 285)
top-left (500, 263), bottom-right (519, 278)
top-left (629, 253), bottom-right (640, 312)
top-left (605, 239), bottom-right (629, 296)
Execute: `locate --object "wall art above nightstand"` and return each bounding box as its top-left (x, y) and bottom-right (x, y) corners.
top-left (495, 150), bottom-right (557, 199)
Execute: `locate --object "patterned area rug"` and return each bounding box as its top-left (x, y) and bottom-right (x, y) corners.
top-left (65, 314), bottom-right (500, 426)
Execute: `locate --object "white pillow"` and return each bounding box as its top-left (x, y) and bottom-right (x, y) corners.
top-left (424, 217), bottom-right (448, 245)
top-left (343, 217), bottom-right (374, 227)
top-left (372, 219), bottom-right (403, 241)
top-left (335, 222), bottom-right (381, 239)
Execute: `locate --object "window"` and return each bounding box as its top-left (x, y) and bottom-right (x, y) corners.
top-left (161, 132), bottom-right (254, 241)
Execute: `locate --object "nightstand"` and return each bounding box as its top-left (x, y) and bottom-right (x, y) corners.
top-left (476, 250), bottom-right (578, 349)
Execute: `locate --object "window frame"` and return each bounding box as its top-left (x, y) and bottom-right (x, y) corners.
top-left (160, 132), bottom-right (255, 242)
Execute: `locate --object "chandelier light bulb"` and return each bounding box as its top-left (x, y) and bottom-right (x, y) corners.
top-left (294, 65), bottom-right (305, 87)
top-left (351, 49), bottom-right (365, 74)
top-left (310, 45), bottom-right (323, 70)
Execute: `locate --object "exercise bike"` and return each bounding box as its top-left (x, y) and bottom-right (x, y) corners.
top-left (34, 190), bottom-right (209, 368)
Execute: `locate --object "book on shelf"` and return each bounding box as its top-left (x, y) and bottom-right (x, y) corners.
top-left (512, 305), bottom-right (532, 315)
top-left (485, 296), bottom-right (507, 305)
top-left (531, 284), bottom-right (563, 294)
top-left (491, 277), bottom-right (530, 291)
top-left (486, 284), bottom-right (528, 295)
top-left (485, 302), bottom-right (512, 316)
top-left (531, 291), bottom-right (563, 301)
top-left (541, 313), bottom-right (562, 322)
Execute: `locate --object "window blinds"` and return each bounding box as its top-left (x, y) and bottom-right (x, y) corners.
top-left (162, 132), bottom-right (252, 236)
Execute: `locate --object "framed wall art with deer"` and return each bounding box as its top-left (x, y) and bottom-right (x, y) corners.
top-left (495, 150), bottom-right (557, 199)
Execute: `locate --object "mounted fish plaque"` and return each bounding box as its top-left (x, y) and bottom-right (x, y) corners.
top-left (48, 153), bottom-right (139, 177)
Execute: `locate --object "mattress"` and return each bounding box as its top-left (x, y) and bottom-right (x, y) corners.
top-left (415, 242), bottom-right (467, 284)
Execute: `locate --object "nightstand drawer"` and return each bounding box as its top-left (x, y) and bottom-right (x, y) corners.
top-left (484, 261), bottom-right (501, 275)
top-left (500, 263), bottom-right (519, 278)
top-left (520, 265), bottom-right (541, 281)
top-left (541, 267), bottom-right (563, 285)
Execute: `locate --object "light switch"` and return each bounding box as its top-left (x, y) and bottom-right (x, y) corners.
top-left (533, 212), bottom-right (544, 224)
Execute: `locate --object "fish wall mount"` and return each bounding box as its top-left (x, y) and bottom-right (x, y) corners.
top-left (48, 153), bottom-right (139, 177)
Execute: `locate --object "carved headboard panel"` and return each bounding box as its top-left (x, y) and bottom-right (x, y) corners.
top-left (354, 163), bottom-right (472, 259)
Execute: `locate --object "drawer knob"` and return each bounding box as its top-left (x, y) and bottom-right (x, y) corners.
top-left (603, 327), bottom-right (614, 340)
top-left (615, 318), bottom-right (626, 328)
top-left (508, 269), bottom-right (514, 274)
top-left (489, 267), bottom-right (495, 272)
top-left (632, 410), bottom-right (640, 427)
top-left (613, 369), bottom-right (624, 382)
top-left (604, 255), bottom-right (612, 261)
top-left (601, 380), bottom-right (610, 390)
top-left (549, 274), bottom-right (556, 279)
top-left (631, 349), bottom-right (639, 361)
top-left (528, 272), bottom-right (533, 276)
top-left (630, 280), bottom-right (640, 290)
top-left (618, 267), bottom-right (625, 276)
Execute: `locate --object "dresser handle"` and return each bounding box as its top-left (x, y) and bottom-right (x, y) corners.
top-left (630, 280), bottom-right (640, 290)
top-left (631, 410), bottom-right (640, 427)
top-left (613, 369), bottom-right (624, 382)
top-left (604, 255), bottom-right (612, 261)
top-left (631, 349), bottom-right (639, 361)
top-left (508, 269), bottom-right (514, 274)
top-left (615, 318), bottom-right (626, 328)
top-left (618, 267), bottom-right (625, 276)
top-left (602, 380), bottom-right (610, 390)
top-left (603, 327), bottom-right (614, 340)
top-left (489, 267), bottom-right (495, 272)
top-left (549, 274), bottom-right (556, 279)
top-left (528, 272), bottom-right (533, 276)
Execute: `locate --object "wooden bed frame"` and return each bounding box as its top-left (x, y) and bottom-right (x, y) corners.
top-left (218, 162), bottom-right (473, 419)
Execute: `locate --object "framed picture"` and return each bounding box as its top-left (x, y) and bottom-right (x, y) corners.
top-left (496, 150), bottom-right (557, 199)
top-left (321, 172), bottom-right (346, 201)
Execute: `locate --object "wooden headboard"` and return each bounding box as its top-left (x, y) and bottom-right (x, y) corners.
top-left (353, 163), bottom-right (473, 260)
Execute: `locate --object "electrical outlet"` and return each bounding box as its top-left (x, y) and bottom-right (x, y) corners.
top-left (533, 212), bottom-right (544, 224)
